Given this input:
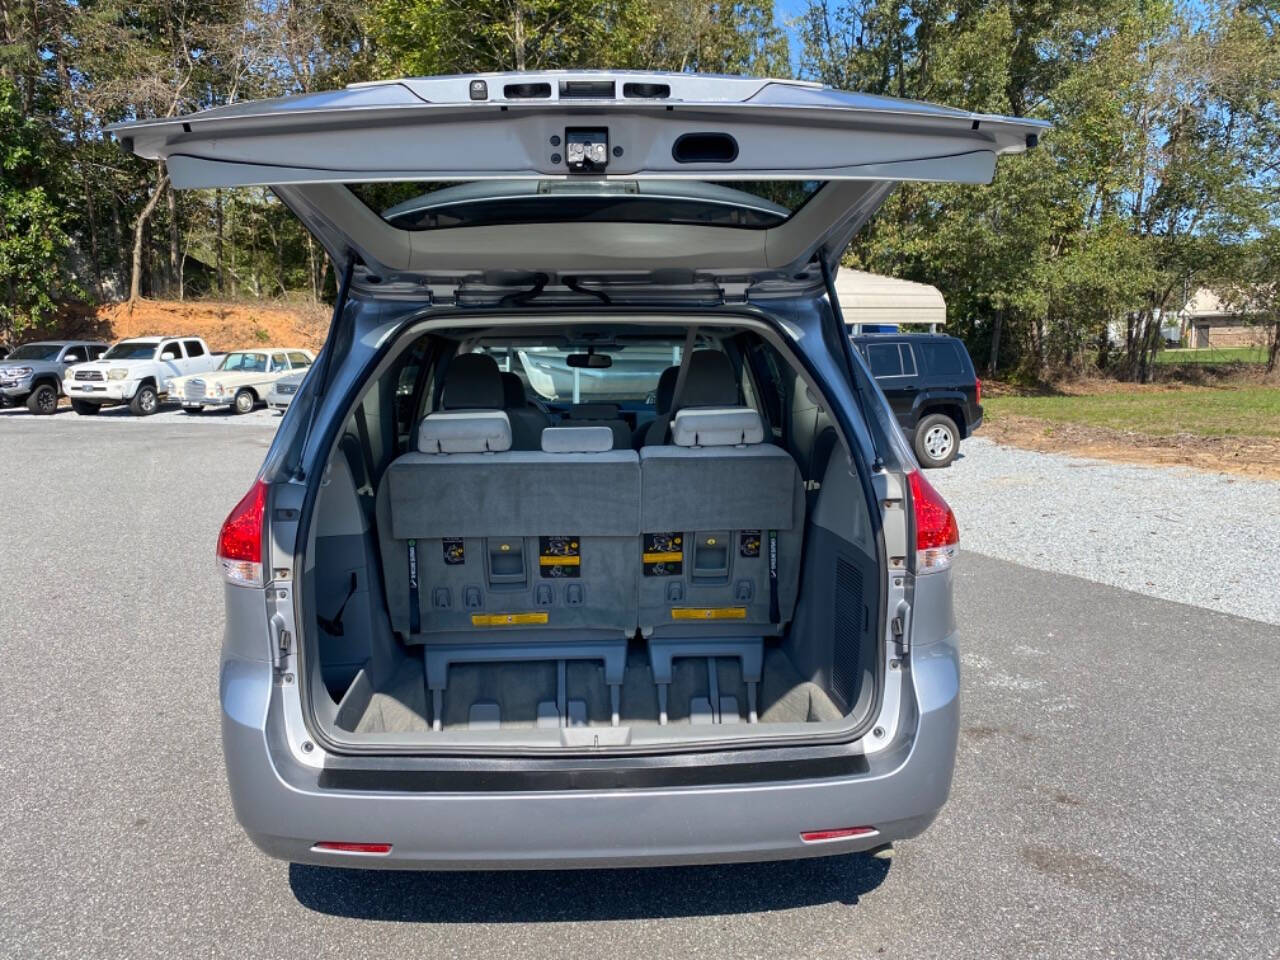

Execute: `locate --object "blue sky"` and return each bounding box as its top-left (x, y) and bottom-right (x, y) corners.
top-left (775, 0), bottom-right (812, 76)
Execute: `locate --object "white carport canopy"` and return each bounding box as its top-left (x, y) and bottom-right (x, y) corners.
top-left (835, 269), bottom-right (947, 329)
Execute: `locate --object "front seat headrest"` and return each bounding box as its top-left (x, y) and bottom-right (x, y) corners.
top-left (678, 351), bottom-right (738, 408)
top-left (653, 365), bottom-right (679, 414)
top-left (443, 353), bottom-right (503, 410)
top-left (500, 371), bottom-right (528, 409)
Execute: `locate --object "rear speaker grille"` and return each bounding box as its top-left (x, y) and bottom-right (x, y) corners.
top-left (831, 557), bottom-right (864, 710)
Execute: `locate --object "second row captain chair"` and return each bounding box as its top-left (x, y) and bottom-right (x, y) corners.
top-left (500, 370), bottom-right (552, 451)
top-left (637, 350), bottom-right (741, 447)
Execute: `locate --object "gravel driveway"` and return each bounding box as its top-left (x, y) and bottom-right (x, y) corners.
top-left (930, 437), bottom-right (1280, 625)
top-left (2, 417), bottom-right (1277, 960)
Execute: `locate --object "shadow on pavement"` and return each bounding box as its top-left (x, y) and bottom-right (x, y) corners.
top-left (289, 854), bottom-right (890, 922)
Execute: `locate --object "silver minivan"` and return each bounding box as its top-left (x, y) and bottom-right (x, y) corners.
top-left (112, 71), bottom-right (1043, 869)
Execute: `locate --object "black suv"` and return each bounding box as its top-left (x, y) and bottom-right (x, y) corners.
top-left (851, 333), bottom-right (982, 468)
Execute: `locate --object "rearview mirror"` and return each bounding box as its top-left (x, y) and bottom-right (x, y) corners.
top-left (566, 352), bottom-right (612, 369)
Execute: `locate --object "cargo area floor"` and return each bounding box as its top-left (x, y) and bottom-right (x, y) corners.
top-left (340, 647), bottom-right (843, 735)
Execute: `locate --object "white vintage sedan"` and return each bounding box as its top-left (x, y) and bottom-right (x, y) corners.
top-left (168, 348), bottom-right (314, 414)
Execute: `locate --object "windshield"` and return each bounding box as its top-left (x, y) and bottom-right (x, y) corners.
top-left (219, 352), bottom-right (269, 373)
top-left (351, 180), bottom-right (823, 232)
top-left (103, 341), bottom-right (158, 360)
top-left (7, 343), bottom-right (61, 361)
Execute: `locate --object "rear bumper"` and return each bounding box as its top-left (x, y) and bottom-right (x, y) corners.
top-left (220, 640), bottom-right (960, 870)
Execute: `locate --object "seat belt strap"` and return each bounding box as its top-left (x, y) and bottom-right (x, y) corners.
top-left (768, 529), bottom-right (780, 625)
top-left (353, 403), bottom-right (376, 495)
top-left (668, 326), bottom-right (699, 415)
top-left (407, 539), bottom-right (421, 634)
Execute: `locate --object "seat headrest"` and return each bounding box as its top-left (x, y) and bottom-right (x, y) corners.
top-left (500, 371), bottom-right (528, 409)
top-left (442, 353), bottom-right (503, 410)
top-left (418, 411), bottom-right (512, 453)
top-left (654, 365), bottom-right (679, 414)
top-left (678, 351), bottom-right (738, 408)
top-left (540, 426), bottom-right (615, 453)
top-left (566, 402), bottom-right (620, 420)
top-left (672, 407), bottom-right (765, 447)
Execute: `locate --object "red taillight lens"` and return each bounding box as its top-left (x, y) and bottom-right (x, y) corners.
top-left (908, 470), bottom-right (959, 571)
top-left (217, 478), bottom-right (268, 587)
top-left (800, 826), bottom-right (877, 843)
top-left (975, 376), bottom-right (982, 405)
top-left (312, 841), bottom-right (393, 855)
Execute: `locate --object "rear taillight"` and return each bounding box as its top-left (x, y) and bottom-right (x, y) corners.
top-left (217, 478), bottom-right (268, 587)
top-left (975, 376), bottom-right (982, 405)
top-left (908, 470), bottom-right (959, 572)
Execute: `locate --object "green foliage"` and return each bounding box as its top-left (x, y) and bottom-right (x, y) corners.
top-left (985, 387), bottom-right (1280, 438)
top-left (0, 0), bottom-right (1275, 386)
top-left (0, 78), bottom-right (78, 340)
top-left (365, 0), bottom-right (788, 76)
top-left (803, 0), bottom-right (1280, 381)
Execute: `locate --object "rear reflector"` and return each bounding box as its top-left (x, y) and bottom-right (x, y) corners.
top-left (312, 842), bottom-right (393, 855)
top-left (217, 478), bottom-right (268, 587)
top-left (908, 470), bottom-right (959, 572)
top-left (800, 826), bottom-right (877, 843)
top-left (975, 376), bottom-right (982, 405)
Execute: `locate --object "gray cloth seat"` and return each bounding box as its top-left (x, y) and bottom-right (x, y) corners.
top-left (501, 371), bottom-right (551, 451)
top-left (633, 365), bottom-right (679, 449)
top-left (561, 402), bottom-right (630, 450)
top-left (637, 406), bottom-right (805, 724)
top-left (440, 352), bottom-right (505, 410)
top-left (640, 351), bottom-right (740, 447)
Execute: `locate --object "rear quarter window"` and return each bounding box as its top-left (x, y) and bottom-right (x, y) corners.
top-left (919, 341), bottom-right (966, 377)
top-left (864, 342), bottom-right (905, 378)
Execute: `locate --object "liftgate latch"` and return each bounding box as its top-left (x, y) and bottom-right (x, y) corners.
top-left (891, 600), bottom-right (911, 656)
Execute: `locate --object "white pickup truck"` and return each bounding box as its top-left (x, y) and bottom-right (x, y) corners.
top-left (63, 336), bottom-right (219, 416)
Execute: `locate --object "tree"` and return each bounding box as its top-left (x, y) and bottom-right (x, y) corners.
top-left (366, 0), bottom-right (787, 76)
top-left (1220, 231), bottom-right (1280, 374)
top-left (0, 78), bottom-right (78, 343)
top-left (801, 0), bottom-right (1280, 382)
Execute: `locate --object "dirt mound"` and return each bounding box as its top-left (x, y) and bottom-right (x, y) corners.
top-left (47, 298), bottom-right (330, 353)
top-left (983, 414), bottom-right (1280, 480)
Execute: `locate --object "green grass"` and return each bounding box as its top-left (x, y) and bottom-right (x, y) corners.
top-left (1153, 346), bottom-right (1269, 365)
top-left (985, 387), bottom-right (1280, 438)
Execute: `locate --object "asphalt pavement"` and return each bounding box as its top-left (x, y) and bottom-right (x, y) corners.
top-left (0, 411), bottom-right (1276, 960)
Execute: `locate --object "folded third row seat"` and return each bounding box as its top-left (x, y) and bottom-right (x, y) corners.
top-left (635, 352), bottom-right (805, 724)
top-left (374, 349), bottom-right (804, 730)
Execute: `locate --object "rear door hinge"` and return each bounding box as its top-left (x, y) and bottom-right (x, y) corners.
top-left (718, 279), bottom-right (750, 304)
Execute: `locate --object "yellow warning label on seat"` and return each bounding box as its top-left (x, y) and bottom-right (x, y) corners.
top-left (671, 607), bottom-right (747, 621)
top-left (642, 551), bottom-right (684, 564)
top-left (470, 612), bottom-right (549, 627)
top-left (538, 555), bottom-right (581, 566)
